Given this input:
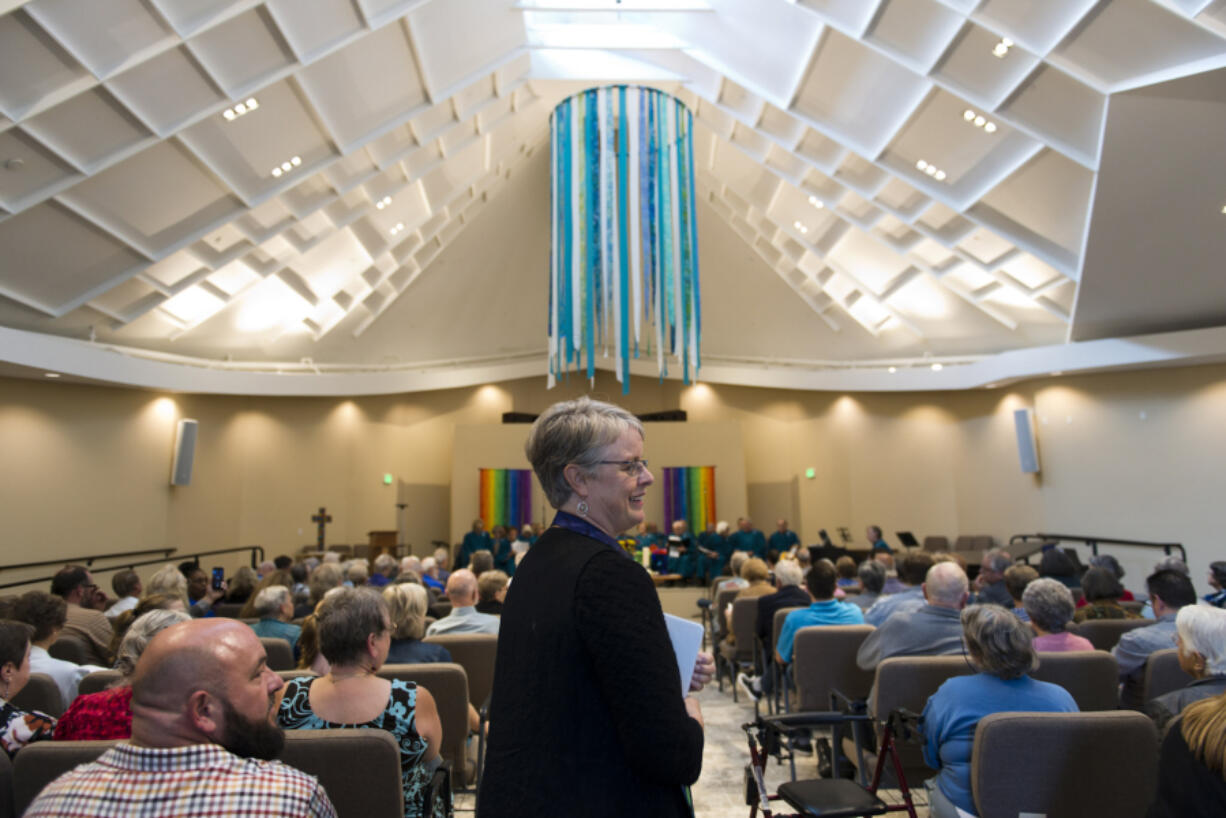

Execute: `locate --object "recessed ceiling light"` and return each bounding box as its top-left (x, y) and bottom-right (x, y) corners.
top-left (44, 372), bottom-right (60, 378)
top-left (934, 170), bottom-right (946, 181)
top-left (1050, 371), bottom-right (1062, 377)
top-left (931, 363), bottom-right (943, 372)
top-left (887, 366), bottom-right (896, 374)
top-left (808, 195), bottom-right (823, 209)
top-left (222, 97), bottom-right (259, 122)
top-left (993, 38), bottom-right (1012, 58)
top-left (925, 165), bottom-right (937, 176)
top-left (389, 222), bottom-right (405, 236)
top-left (916, 159), bottom-right (928, 171)
top-left (963, 109), bottom-right (975, 121)
top-left (983, 122), bottom-right (997, 133)
top-left (793, 220), bottom-right (808, 234)
top-left (1220, 204), bottom-right (1226, 214)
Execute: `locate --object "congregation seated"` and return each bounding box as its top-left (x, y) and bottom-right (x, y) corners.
top-left (308, 562), bottom-right (345, 608)
top-left (26, 617), bottom-right (335, 817)
top-left (383, 584), bottom-right (452, 664)
top-left (755, 559), bottom-right (811, 652)
top-left (54, 609), bottom-right (190, 741)
top-left (468, 550), bottom-right (494, 579)
top-left (367, 554), bottom-right (398, 588)
top-left (716, 552), bottom-right (750, 593)
top-left (290, 563), bottom-right (313, 617)
top-left (834, 555), bottom-right (859, 590)
top-left (103, 570), bottom-right (142, 621)
top-left (12, 590), bottom-right (105, 705)
top-left (1147, 606), bottom-right (1226, 733)
top-left (0, 619), bottom-right (55, 755)
top-left (181, 563), bottom-right (227, 616)
top-left (1149, 689), bottom-right (1226, 816)
top-left (728, 518), bottom-right (767, 560)
top-left (225, 565), bottom-right (258, 604)
top-left (1003, 564), bottom-right (1039, 622)
top-left (345, 560), bottom-right (369, 587)
top-left (848, 559), bottom-right (886, 612)
top-left (1073, 566), bottom-right (1142, 623)
top-left (864, 548), bottom-right (935, 626)
top-left (146, 564), bottom-right (215, 618)
top-left (857, 561), bottom-right (968, 671)
top-left (1038, 548), bottom-right (1080, 590)
top-left (50, 566), bottom-right (114, 665)
top-left (921, 605), bottom-right (1078, 818)
top-left (970, 548), bottom-right (1013, 607)
top-left (295, 613), bottom-right (330, 675)
top-left (277, 587), bottom-right (443, 818)
top-left (733, 558), bottom-right (773, 602)
top-left (108, 592), bottom-right (189, 659)
top-left (458, 518), bottom-right (493, 569)
top-left (1081, 553), bottom-right (1136, 607)
top-left (1023, 578), bottom-right (1093, 651)
top-left (774, 559), bottom-right (864, 665)
top-left (421, 557), bottom-right (446, 591)
top-left (475, 570), bottom-right (509, 615)
top-left (876, 552), bottom-right (905, 595)
top-left (239, 569), bottom-right (295, 618)
top-left (426, 569), bottom-right (499, 636)
top-left (249, 586), bottom-right (302, 657)
top-left (1115, 569), bottom-right (1197, 708)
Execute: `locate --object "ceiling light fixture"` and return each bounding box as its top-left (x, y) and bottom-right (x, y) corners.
top-left (931, 362), bottom-right (943, 372)
top-left (222, 97), bottom-right (259, 122)
top-left (793, 220), bottom-right (808, 234)
top-left (992, 37), bottom-right (1013, 58)
top-left (808, 195), bottom-right (823, 209)
top-left (270, 155), bottom-right (302, 179)
top-left (887, 366), bottom-right (896, 374)
top-left (916, 159), bottom-right (946, 182)
top-left (389, 222), bottom-right (405, 236)
top-left (375, 196), bottom-right (392, 210)
top-left (44, 372), bottom-right (60, 378)
top-left (963, 108), bottom-right (998, 134)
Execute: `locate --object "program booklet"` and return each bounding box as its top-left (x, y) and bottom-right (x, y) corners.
top-left (663, 613), bottom-right (704, 695)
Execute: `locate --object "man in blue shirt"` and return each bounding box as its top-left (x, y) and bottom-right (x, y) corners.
top-left (1114, 568), bottom-right (1197, 707)
top-left (866, 524), bottom-right (892, 554)
top-left (767, 519), bottom-right (800, 557)
top-left (728, 518), bottom-right (767, 560)
top-left (775, 560), bottom-right (865, 665)
top-left (249, 585), bottom-right (302, 659)
top-left (864, 549), bottom-right (935, 626)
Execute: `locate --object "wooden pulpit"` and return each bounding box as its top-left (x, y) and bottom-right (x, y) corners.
top-left (368, 530), bottom-right (399, 560)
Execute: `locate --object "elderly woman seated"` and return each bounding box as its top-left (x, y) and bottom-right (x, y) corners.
top-left (1022, 578), bottom-right (1094, 652)
top-left (383, 584), bottom-right (451, 664)
top-left (1073, 566), bottom-right (1142, 623)
top-left (0, 620), bottom-right (55, 754)
top-left (922, 605), bottom-right (1079, 818)
top-left (277, 587), bottom-right (444, 818)
top-left (54, 609), bottom-right (191, 740)
top-left (1147, 606), bottom-right (1226, 733)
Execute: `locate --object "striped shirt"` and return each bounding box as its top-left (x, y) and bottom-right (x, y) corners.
top-left (25, 743), bottom-right (336, 818)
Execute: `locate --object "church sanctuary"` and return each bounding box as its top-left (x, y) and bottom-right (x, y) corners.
top-left (2, 1), bottom-right (1226, 817)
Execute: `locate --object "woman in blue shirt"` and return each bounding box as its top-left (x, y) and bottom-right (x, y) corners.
top-left (922, 605), bottom-right (1078, 817)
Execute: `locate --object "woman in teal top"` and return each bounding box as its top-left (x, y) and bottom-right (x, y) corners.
top-left (922, 605), bottom-right (1078, 817)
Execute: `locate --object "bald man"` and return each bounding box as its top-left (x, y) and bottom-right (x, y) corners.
top-left (855, 561), bottom-right (969, 671)
top-left (426, 568), bottom-right (500, 636)
top-left (25, 619), bottom-right (336, 818)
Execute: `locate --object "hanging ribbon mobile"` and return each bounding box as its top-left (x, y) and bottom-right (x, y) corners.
top-left (548, 85), bottom-right (701, 394)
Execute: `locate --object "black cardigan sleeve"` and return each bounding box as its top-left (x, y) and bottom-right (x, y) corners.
top-left (573, 548), bottom-right (705, 786)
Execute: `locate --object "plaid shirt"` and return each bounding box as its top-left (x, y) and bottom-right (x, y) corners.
top-left (25, 743), bottom-right (336, 818)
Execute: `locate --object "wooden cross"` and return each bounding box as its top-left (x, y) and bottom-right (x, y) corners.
top-left (311, 507), bottom-right (332, 550)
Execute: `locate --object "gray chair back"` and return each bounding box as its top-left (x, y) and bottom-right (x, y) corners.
top-left (13, 739), bottom-right (118, 815)
top-left (1032, 651), bottom-right (1119, 710)
top-left (424, 633), bottom-right (498, 709)
top-left (78, 670), bottom-right (124, 696)
top-left (11, 673), bottom-right (64, 718)
top-left (769, 606), bottom-right (806, 669)
top-left (259, 637), bottom-right (295, 671)
top-left (213, 602), bottom-right (245, 618)
top-left (1071, 618), bottom-right (1150, 651)
top-left (728, 597), bottom-right (759, 662)
top-left (1143, 648), bottom-right (1195, 703)
top-left (971, 711), bottom-right (1159, 818)
top-left (792, 625), bottom-right (875, 711)
top-left (709, 576), bottom-right (732, 599)
top-left (714, 588), bottom-right (739, 639)
top-left (280, 729), bottom-right (405, 817)
top-left (48, 633), bottom-right (92, 665)
top-left (921, 536), bottom-right (949, 552)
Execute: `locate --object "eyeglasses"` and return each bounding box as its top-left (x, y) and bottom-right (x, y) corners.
top-left (598, 459), bottom-right (649, 476)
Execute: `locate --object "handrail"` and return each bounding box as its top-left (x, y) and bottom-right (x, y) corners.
top-left (0, 545), bottom-right (265, 591)
top-left (1008, 533), bottom-right (1185, 563)
top-left (0, 547), bottom-right (175, 572)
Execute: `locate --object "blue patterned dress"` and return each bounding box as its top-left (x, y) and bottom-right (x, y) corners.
top-left (277, 676), bottom-right (442, 818)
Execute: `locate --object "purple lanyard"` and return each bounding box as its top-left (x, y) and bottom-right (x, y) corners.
top-left (550, 510), bottom-right (625, 554)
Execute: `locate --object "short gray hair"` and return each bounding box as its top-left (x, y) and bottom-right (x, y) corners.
top-left (962, 604), bottom-right (1037, 679)
top-left (115, 609), bottom-right (191, 677)
top-left (925, 562), bottom-right (969, 606)
top-left (1177, 606), bottom-right (1226, 675)
top-left (857, 559), bottom-right (887, 594)
top-left (775, 560), bottom-right (803, 587)
top-left (373, 554), bottom-right (396, 572)
top-left (317, 588), bottom-right (389, 667)
top-left (982, 548), bottom-right (1012, 575)
top-left (383, 583), bottom-right (428, 640)
top-left (1022, 578), bottom-right (1075, 633)
top-left (525, 397), bottom-right (644, 508)
top-left (309, 563), bottom-right (344, 603)
top-left (728, 552), bottom-right (748, 578)
top-left (253, 586), bottom-right (290, 618)
top-left (1154, 556), bottom-right (1189, 576)
top-left (345, 560), bottom-right (369, 583)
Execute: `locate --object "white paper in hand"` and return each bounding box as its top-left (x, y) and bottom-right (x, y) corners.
top-left (663, 613), bottom-right (704, 696)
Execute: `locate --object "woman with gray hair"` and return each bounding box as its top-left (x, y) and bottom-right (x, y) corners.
top-left (921, 605), bottom-right (1079, 818)
top-left (480, 397), bottom-right (711, 817)
top-left (1023, 578), bottom-right (1094, 651)
top-left (53, 609), bottom-right (191, 740)
top-left (1147, 605), bottom-right (1226, 732)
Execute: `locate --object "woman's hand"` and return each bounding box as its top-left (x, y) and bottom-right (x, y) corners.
top-left (684, 695), bottom-right (704, 729)
top-left (689, 651), bottom-right (715, 692)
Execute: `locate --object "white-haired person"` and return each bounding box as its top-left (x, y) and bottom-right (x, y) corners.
top-left (479, 397), bottom-right (712, 817)
top-left (368, 553), bottom-right (398, 588)
top-left (249, 585), bottom-right (302, 657)
top-left (420, 557), bottom-right (444, 592)
top-left (856, 561), bottom-right (969, 671)
top-left (922, 605), bottom-right (1078, 818)
top-left (1022, 578), bottom-right (1093, 652)
top-left (1147, 605), bottom-right (1226, 733)
top-left (53, 609), bottom-right (191, 741)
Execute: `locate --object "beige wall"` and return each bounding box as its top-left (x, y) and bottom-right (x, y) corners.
top-left (3, 362), bottom-right (1224, 594)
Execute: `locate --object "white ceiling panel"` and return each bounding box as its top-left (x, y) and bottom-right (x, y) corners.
top-left (407, 0), bottom-right (528, 97)
top-left (25, 0), bottom-right (175, 80)
top-left (105, 45), bottom-right (226, 136)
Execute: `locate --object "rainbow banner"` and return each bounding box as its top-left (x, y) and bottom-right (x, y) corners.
top-left (479, 469), bottom-right (533, 529)
top-left (663, 466), bottom-right (716, 534)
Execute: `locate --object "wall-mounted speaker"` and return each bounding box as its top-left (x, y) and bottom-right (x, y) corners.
top-left (1013, 408), bottom-right (1040, 474)
top-left (171, 419), bottom-right (198, 486)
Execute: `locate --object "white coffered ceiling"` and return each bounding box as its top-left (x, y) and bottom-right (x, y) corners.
top-left (1, 0), bottom-right (1224, 394)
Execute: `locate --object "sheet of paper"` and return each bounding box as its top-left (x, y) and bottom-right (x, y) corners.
top-left (664, 613), bottom-right (704, 696)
